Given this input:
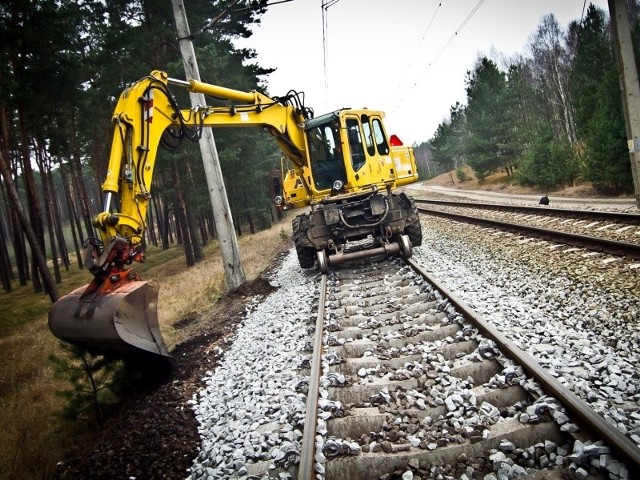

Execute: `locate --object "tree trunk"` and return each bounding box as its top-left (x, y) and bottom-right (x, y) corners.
top-left (182, 161), bottom-right (203, 260)
top-left (10, 209), bottom-right (28, 285)
top-left (0, 230), bottom-right (11, 292)
top-left (61, 165), bottom-right (84, 270)
top-left (197, 212), bottom-right (208, 245)
top-left (0, 150), bottom-right (58, 302)
top-left (48, 167), bottom-right (70, 271)
top-left (160, 196), bottom-right (171, 250)
top-left (185, 205), bottom-right (204, 262)
top-left (171, 164), bottom-right (194, 265)
top-left (17, 105), bottom-right (45, 293)
top-left (0, 194), bottom-right (12, 292)
top-left (146, 200), bottom-right (158, 247)
top-left (206, 210), bottom-right (216, 239)
top-left (229, 193), bottom-right (242, 237)
top-left (0, 184), bottom-right (14, 281)
top-left (175, 203), bottom-right (193, 265)
top-left (70, 110), bottom-right (95, 241)
top-left (35, 144), bottom-right (61, 284)
top-left (152, 193), bottom-right (166, 249)
top-left (244, 190), bottom-right (256, 234)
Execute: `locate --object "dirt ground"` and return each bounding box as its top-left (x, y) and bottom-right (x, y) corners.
top-left (53, 246), bottom-right (291, 480)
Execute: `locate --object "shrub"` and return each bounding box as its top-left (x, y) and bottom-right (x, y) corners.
top-left (456, 167), bottom-right (469, 182)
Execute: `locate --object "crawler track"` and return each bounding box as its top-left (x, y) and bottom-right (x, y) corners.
top-left (299, 256), bottom-right (639, 480)
top-left (415, 200), bottom-right (640, 259)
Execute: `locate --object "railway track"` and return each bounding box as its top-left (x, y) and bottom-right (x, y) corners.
top-left (414, 199), bottom-right (640, 259)
top-left (298, 256), bottom-right (638, 480)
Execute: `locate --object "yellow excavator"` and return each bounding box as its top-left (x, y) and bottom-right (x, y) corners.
top-left (48, 70), bottom-right (422, 360)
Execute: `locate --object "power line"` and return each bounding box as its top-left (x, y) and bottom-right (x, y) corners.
top-left (392, 1), bottom-right (445, 97)
top-left (391, 0), bottom-right (486, 114)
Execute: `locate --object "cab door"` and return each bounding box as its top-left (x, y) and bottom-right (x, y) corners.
top-left (368, 114), bottom-right (394, 183)
top-left (344, 116), bottom-right (368, 186)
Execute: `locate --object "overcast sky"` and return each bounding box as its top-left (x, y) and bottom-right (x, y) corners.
top-left (234, 0), bottom-right (611, 145)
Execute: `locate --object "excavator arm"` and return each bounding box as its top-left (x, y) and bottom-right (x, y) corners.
top-left (95, 70), bottom-right (311, 256)
top-left (49, 70), bottom-right (314, 360)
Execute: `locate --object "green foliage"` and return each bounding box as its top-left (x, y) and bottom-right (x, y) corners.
top-left (455, 168), bottom-right (468, 182)
top-left (279, 227), bottom-right (289, 241)
top-left (426, 6), bottom-right (638, 194)
top-left (516, 123), bottom-right (577, 188)
top-left (412, 141), bottom-right (435, 178)
top-left (570, 5), bottom-right (633, 193)
top-left (1, 0), bottom-right (282, 267)
top-left (570, 5), bottom-right (614, 140)
top-left (429, 102), bottom-right (466, 170)
top-left (583, 68), bottom-right (633, 193)
top-left (50, 342), bottom-right (172, 426)
top-left (49, 344), bottom-right (124, 425)
top-left (464, 58), bottom-right (513, 180)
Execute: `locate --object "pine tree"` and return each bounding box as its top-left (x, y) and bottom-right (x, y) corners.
top-left (571, 4), bottom-right (632, 193)
top-left (464, 57), bottom-right (509, 180)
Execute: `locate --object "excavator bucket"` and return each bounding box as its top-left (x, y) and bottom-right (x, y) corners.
top-left (48, 278), bottom-right (171, 359)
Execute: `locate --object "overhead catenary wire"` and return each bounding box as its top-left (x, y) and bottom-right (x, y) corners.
top-left (390, 0), bottom-right (486, 114)
top-left (393, 1), bottom-right (445, 95)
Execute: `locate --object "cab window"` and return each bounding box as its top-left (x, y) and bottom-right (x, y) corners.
top-left (306, 121), bottom-right (346, 190)
top-left (346, 119), bottom-right (366, 172)
top-left (372, 118), bottom-right (389, 155)
top-left (361, 115), bottom-right (375, 157)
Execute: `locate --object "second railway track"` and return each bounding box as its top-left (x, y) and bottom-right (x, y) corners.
top-left (301, 255), bottom-right (638, 480)
top-left (414, 199), bottom-right (640, 259)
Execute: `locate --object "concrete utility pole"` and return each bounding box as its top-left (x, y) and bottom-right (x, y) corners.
top-left (609, 0), bottom-right (640, 208)
top-left (171, 0), bottom-right (246, 288)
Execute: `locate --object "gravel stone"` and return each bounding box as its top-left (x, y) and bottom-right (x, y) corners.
top-left (413, 214), bottom-right (640, 456)
top-left (188, 251), bottom-right (316, 479)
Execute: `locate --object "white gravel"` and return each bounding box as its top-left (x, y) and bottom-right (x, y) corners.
top-left (415, 185), bottom-right (638, 212)
top-left (186, 204), bottom-right (640, 479)
top-left (187, 250), bottom-right (319, 480)
top-left (411, 218), bottom-right (640, 449)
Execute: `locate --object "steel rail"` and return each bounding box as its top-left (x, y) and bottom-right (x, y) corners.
top-left (298, 273), bottom-right (327, 480)
top-left (418, 207), bottom-right (640, 259)
top-left (415, 198), bottom-right (640, 222)
top-left (406, 257), bottom-right (640, 470)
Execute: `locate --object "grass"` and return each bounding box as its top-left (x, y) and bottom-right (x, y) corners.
top-left (0, 216), bottom-right (292, 480)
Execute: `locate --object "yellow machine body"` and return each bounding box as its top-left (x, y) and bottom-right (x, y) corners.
top-left (48, 71), bottom-right (422, 360)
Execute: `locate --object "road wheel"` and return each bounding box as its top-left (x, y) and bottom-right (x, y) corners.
top-left (405, 221), bottom-right (423, 247)
top-left (295, 244), bottom-right (315, 269)
top-left (292, 215), bottom-right (315, 269)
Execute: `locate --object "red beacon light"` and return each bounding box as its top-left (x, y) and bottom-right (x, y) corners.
top-left (389, 134), bottom-right (403, 146)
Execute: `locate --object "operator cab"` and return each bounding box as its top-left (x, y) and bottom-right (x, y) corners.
top-left (305, 109), bottom-right (395, 197)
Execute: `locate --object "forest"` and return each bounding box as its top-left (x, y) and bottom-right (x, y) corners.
top-left (2, 1), bottom-right (640, 300)
top-left (414, 2), bottom-right (640, 193)
top-left (0, 0), bottom-right (281, 300)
